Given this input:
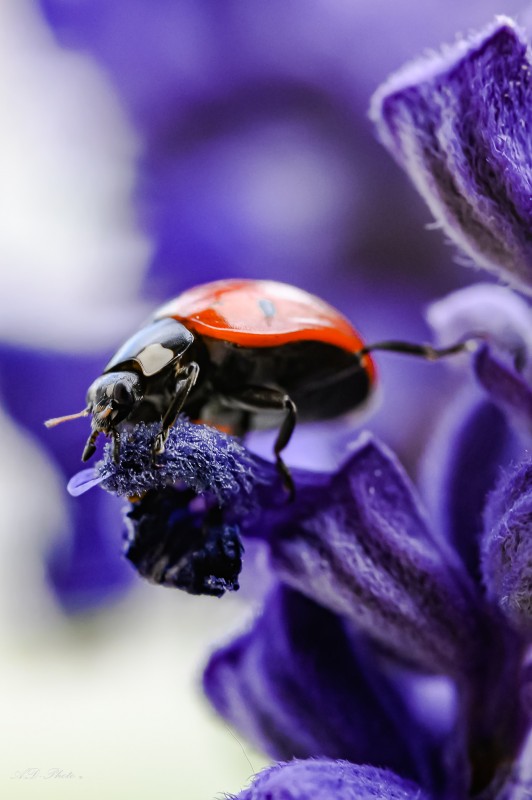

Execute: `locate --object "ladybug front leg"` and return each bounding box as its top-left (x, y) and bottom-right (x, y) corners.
top-left (221, 386), bottom-right (297, 498)
top-left (154, 362), bottom-right (200, 456)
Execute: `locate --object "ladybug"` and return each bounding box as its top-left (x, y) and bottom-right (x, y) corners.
top-left (46, 278), bottom-right (471, 492)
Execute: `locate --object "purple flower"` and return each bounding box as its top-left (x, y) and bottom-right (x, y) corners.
top-left (427, 285), bottom-right (532, 440)
top-left (80, 421), bottom-right (483, 678)
top-left (482, 460), bottom-right (532, 637)
top-left (71, 406), bottom-right (530, 797)
top-left (419, 387), bottom-right (520, 581)
top-left (203, 585), bottom-right (444, 788)
top-left (243, 434), bottom-right (488, 679)
top-left (232, 759), bottom-right (429, 800)
top-left (372, 17), bottom-right (532, 295)
top-left (124, 488), bottom-right (244, 597)
top-left (68, 419), bottom-right (267, 597)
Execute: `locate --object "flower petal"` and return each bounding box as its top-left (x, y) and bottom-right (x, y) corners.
top-left (233, 759), bottom-right (430, 800)
top-left (420, 389), bottom-right (520, 581)
top-left (96, 419), bottom-right (264, 508)
top-left (251, 434), bottom-right (486, 677)
top-left (124, 487), bottom-right (243, 596)
top-left (473, 344), bottom-right (532, 437)
top-left (204, 585), bottom-right (426, 779)
top-left (425, 286), bottom-right (532, 437)
top-left (371, 18), bottom-right (532, 293)
top-left (482, 458), bottom-right (532, 637)
top-left (67, 468), bottom-right (105, 496)
top-left (427, 285), bottom-right (532, 371)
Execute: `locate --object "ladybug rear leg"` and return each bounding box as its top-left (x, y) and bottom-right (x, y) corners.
top-left (357, 338), bottom-right (478, 361)
top-left (222, 386), bottom-right (297, 498)
top-left (154, 361), bottom-right (200, 455)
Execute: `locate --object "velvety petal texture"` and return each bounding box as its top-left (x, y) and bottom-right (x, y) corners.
top-left (234, 759), bottom-right (429, 800)
top-left (204, 585), bottom-right (423, 778)
top-left (93, 419), bottom-right (261, 506)
top-left (124, 487), bottom-right (243, 596)
top-left (427, 285), bottom-right (532, 370)
top-left (249, 434), bottom-right (486, 677)
top-left (372, 18), bottom-right (532, 294)
top-left (473, 345), bottom-right (532, 438)
top-left (426, 285), bottom-right (532, 438)
top-left (420, 389), bottom-right (519, 581)
top-left (482, 459), bottom-right (532, 636)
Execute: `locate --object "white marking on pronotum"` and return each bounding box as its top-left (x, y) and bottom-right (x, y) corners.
top-left (136, 342), bottom-right (174, 375)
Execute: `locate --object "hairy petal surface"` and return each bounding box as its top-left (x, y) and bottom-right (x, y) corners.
top-left (233, 759), bottom-right (429, 800)
top-left (426, 286), bottom-right (532, 437)
top-left (95, 420), bottom-right (261, 506)
top-left (473, 345), bottom-right (532, 438)
top-left (482, 459), bottom-right (532, 637)
top-left (427, 285), bottom-right (532, 370)
top-left (204, 586), bottom-right (427, 779)
top-left (420, 388), bottom-right (519, 581)
top-left (124, 487), bottom-right (243, 596)
top-left (372, 18), bottom-right (532, 293)
top-left (248, 434), bottom-right (487, 677)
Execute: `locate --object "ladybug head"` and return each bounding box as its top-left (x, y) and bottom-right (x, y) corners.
top-left (79, 371), bottom-right (143, 459)
top-left (44, 370), bottom-right (144, 461)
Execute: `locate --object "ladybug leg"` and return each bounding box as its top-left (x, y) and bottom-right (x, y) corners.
top-left (222, 386), bottom-right (297, 498)
top-left (273, 403), bottom-right (297, 500)
top-left (112, 430), bottom-right (121, 463)
top-left (82, 429), bottom-right (99, 462)
top-left (358, 337), bottom-right (478, 361)
top-left (154, 362), bottom-right (200, 456)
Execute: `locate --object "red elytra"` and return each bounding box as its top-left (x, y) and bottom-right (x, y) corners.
top-left (154, 278), bottom-right (376, 382)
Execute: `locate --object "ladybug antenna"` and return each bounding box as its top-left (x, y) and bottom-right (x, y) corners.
top-left (44, 408), bottom-right (90, 428)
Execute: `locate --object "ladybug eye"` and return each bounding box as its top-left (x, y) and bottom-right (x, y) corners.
top-left (113, 381), bottom-right (133, 406)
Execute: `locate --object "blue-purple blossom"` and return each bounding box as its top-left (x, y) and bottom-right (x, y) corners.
top-left (242, 434), bottom-right (489, 679)
top-left (426, 285), bottom-right (532, 440)
top-left (420, 389), bottom-right (519, 581)
top-left (124, 488), bottom-right (244, 596)
top-left (70, 402), bottom-right (531, 796)
top-left (68, 419), bottom-right (270, 596)
top-left (83, 418), bottom-right (262, 504)
top-left (199, 422), bottom-right (530, 798)
top-left (232, 759), bottom-right (429, 800)
top-left (372, 17), bottom-right (532, 295)
top-left (82, 419), bottom-right (486, 676)
top-left (482, 460), bottom-right (532, 636)
top-left (204, 585), bottom-right (444, 788)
